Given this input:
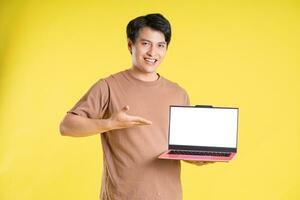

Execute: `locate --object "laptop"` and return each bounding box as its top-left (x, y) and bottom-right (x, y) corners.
top-left (159, 105), bottom-right (239, 162)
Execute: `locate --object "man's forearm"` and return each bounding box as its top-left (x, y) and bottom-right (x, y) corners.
top-left (59, 113), bottom-right (112, 137)
top-left (59, 106), bottom-right (152, 137)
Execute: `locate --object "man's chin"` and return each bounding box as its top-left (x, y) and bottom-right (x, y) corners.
top-left (137, 65), bottom-right (158, 73)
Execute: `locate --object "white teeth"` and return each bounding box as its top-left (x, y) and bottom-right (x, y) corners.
top-left (145, 58), bottom-right (156, 63)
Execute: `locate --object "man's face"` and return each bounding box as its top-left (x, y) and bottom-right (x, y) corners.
top-left (128, 27), bottom-right (167, 74)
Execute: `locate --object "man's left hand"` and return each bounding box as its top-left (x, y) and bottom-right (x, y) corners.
top-left (183, 160), bottom-right (215, 166)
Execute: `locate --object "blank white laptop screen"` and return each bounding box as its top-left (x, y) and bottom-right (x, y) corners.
top-left (169, 107), bottom-right (238, 148)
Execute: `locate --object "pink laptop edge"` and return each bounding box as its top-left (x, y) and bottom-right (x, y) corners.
top-left (159, 150), bottom-right (236, 162)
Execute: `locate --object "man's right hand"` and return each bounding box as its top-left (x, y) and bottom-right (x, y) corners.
top-left (60, 105), bottom-right (152, 137)
top-left (109, 105), bottom-right (152, 130)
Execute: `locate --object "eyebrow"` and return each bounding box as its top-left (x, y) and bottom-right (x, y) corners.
top-left (140, 38), bottom-right (167, 45)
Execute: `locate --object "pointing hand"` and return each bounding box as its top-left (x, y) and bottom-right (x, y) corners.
top-left (109, 105), bottom-right (152, 130)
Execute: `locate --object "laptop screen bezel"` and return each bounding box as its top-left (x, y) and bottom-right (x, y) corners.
top-left (168, 105), bottom-right (239, 153)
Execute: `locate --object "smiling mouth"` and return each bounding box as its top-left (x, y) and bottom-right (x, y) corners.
top-left (144, 58), bottom-right (157, 64)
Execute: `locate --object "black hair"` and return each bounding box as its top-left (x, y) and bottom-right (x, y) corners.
top-left (126, 13), bottom-right (171, 46)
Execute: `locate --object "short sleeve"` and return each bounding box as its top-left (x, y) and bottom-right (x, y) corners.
top-left (183, 91), bottom-right (190, 106)
top-left (67, 79), bottom-right (110, 119)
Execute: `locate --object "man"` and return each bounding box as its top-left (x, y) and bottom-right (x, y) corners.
top-left (60, 13), bottom-right (210, 200)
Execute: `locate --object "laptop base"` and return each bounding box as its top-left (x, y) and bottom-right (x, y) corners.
top-left (159, 150), bottom-right (235, 162)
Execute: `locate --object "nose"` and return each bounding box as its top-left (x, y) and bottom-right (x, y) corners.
top-left (146, 46), bottom-right (156, 57)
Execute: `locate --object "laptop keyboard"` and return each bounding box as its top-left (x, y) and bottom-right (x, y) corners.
top-left (169, 150), bottom-right (231, 157)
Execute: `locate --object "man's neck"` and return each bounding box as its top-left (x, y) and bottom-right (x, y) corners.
top-left (129, 67), bottom-right (159, 82)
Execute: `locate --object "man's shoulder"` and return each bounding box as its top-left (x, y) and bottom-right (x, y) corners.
top-left (103, 70), bottom-right (127, 82)
top-left (161, 75), bottom-right (190, 105)
top-left (93, 70), bottom-right (126, 84)
top-left (161, 76), bottom-right (188, 94)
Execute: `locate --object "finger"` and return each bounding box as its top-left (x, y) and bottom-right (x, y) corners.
top-left (121, 105), bottom-right (129, 112)
top-left (131, 120), bottom-right (152, 126)
top-left (125, 121), bottom-right (149, 128)
top-left (131, 116), bottom-right (152, 125)
top-left (184, 160), bottom-right (210, 166)
top-left (201, 161), bottom-right (215, 165)
top-left (198, 162), bottom-right (210, 166)
top-left (130, 121), bottom-right (145, 126)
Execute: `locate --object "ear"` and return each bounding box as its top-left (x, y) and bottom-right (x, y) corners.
top-left (127, 38), bottom-right (133, 54)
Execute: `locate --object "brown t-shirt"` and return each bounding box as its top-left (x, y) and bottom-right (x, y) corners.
top-left (67, 69), bottom-right (190, 200)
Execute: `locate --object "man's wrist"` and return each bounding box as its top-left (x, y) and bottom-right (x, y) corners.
top-left (96, 118), bottom-right (114, 133)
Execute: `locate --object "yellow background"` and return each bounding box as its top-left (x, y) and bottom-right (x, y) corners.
top-left (1, 0), bottom-right (299, 199)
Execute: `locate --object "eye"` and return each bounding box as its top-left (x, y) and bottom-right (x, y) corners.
top-left (142, 42), bottom-right (150, 46)
top-left (158, 44), bottom-right (166, 48)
